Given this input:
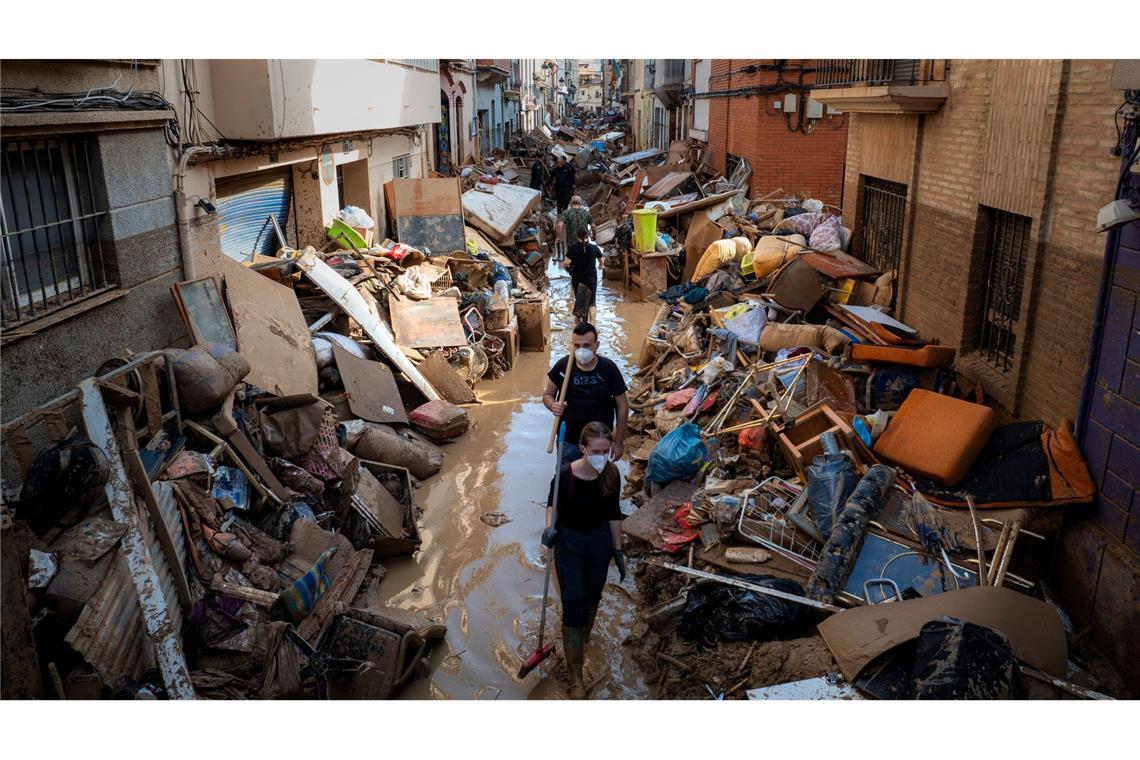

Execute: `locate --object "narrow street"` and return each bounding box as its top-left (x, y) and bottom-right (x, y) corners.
top-left (375, 263), bottom-right (657, 699)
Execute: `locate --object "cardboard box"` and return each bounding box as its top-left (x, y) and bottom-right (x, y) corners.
top-left (515, 295), bottom-right (550, 352)
top-left (484, 302), bottom-right (513, 332)
top-left (490, 316), bottom-right (520, 369)
top-left (359, 460), bottom-right (422, 559)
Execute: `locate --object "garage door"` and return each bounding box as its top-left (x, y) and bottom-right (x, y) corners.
top-left (215, 168), bottom-right (292, 260)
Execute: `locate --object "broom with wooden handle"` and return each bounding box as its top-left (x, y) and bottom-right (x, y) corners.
top-left (546, 349), bottom-right (575, 453)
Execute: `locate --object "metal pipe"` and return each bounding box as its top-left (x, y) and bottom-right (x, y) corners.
top-left (965, 495), bottom-right (987, 585)
top-left (648, 558), bottom-right (841, 613)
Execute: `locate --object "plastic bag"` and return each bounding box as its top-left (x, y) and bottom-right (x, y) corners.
top-left (337, 205), bottom-right (375, 229)
top-left (646, 422), bottom-right (708, 485)
top-left (677, 574), bottom-right (810, 645)
top-left (805, 453), bottom-right (858, 539)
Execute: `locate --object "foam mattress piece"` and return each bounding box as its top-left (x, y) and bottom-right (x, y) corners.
top-left (850, 343), bottom-right (957, 368)
top-left (873, 389), bottom-right (997, 486)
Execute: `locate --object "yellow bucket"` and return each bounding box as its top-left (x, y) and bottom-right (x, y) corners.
top-left (633, 208), bottom-right (658, 253)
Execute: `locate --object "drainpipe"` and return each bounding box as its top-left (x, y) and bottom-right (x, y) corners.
top-left (173, 145), bottom-right (228, 280)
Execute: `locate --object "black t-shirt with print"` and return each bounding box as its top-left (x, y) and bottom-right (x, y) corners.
top-left (547, 354), bottom-right (628, 444)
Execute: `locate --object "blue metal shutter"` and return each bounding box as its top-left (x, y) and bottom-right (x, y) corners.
top-left (215, 168), bottom-right (292, 261)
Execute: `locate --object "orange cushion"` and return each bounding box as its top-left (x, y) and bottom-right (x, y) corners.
top-left (874, 389), bottom-right (997, 486)
top-left (850, 343), bottom-right (957, 368)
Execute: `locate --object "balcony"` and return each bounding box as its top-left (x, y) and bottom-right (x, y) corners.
top-left (208, 59), bottom-right (438, 140)
top-left (652, 59), bottom-right (686, 107)
top-left (475, 59), bottom-right (511, 83)
top-left (808, 59), bottom-right (949, 114)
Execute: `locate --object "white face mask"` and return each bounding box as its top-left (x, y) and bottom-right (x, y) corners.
top-left (574, 347), bottom-right (596, 365)
top-left (586, 453), bottom-right (609, 473)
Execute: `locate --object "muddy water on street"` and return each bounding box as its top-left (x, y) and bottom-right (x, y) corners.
top-left (374, 262), bottom-right (658, 699)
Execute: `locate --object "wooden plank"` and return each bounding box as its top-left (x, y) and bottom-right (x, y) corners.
top-left (222, 256), bottom-right (318, 397)
top-left (388, 294), bottom-right (468, 349)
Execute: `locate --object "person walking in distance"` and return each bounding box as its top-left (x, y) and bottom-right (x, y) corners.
top-left (555, 194), bottom-right (592, 265)
top-left (542, 322), bottom-right (629, 466)
top-left (551, 155), bottom-right (576, 212)
top-left (540, 422), bottom-right (626, 699)
top-left (564, 227), bottom-right (603, 324)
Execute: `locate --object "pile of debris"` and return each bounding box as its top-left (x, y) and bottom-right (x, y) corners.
top-left (615, 187), bottom-right (1124, 700)
top-left (0, 184), bottom-right (553, 700)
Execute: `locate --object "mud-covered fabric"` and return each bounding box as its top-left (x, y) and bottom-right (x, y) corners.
top-left (554, 523), bottom-right (613, 627)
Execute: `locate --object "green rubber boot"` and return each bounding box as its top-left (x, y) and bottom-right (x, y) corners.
top-left (562, 625), bottom-right (587, 699)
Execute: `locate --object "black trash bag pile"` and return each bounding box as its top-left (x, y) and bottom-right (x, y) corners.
top-left (677, 574), bottom-right (810, 646)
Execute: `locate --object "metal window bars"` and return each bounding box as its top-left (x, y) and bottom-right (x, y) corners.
top-left (812, 59), bottom-right (944, 88)
top-left (1, 136), bottom-right (110, 326)
top-left (734, 477), bottom-right (823, 571)
top-left (976, 207), bottom-right (1032, 371)
top-left (855, 176), bottom-right (908, 287)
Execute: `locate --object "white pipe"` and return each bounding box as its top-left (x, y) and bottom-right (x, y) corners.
top-left (173, 145), bottom-right (225, 280)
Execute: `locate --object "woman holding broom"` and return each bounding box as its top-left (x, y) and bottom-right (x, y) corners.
top-left (540, 421), bottom-right (626, 699)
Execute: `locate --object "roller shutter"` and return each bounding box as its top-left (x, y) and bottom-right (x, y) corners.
top-left (215, 168), bottom-right (292, 260)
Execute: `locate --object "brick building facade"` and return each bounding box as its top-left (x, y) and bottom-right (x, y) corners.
top-left (812, 59), bottom-right (1139, 688)
top-left (701, 59), bottom-right (849, 206)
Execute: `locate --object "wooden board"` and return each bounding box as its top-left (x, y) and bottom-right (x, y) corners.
top-left (416, 353), bottom-right (476, 404)
top-left (387, 294), bottom-right (467, 349)
top-left (331, 343), bottom-right (409, 424)
top-left (222, 256), bottom-right (318, 397)
top-left (643, 171), bottom-right (692, 199)
top-left (388, 178), bottom-right (466, 254)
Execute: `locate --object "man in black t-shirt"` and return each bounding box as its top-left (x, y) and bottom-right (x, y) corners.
top-left (543, 322), bottom-right (629, 464)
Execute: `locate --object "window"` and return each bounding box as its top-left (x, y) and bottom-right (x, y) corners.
top-left (855, 176), bottom-right (908, 294)
top-left (2, 136), bottom-right (110, 326)
top-left (974, 207), bottom-right (1032, 371)
top-left (392, 154), bottom-right (411, 179)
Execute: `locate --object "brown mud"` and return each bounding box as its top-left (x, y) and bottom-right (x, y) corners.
top-left (373, 263), bottom-right (657, 699)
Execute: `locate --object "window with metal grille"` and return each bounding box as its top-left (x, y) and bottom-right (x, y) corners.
top-left (2, 136), bottom-right (110, 327)
top-left (974, 207), bottom-right (1032, 371)
top-left (392, 154), bottom-right (410, 179)
top-left (855, 176), bottom-right (908, 285)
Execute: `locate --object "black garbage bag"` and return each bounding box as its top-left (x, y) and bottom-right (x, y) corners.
top-left (913, 616), bottom-right (1015, 699)
top-left (677, 574), bottom-right (810, 646)
top-left (805, 453), bottom-right (858, 539)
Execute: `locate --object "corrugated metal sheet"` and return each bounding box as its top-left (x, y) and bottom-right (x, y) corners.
top-left (77, 379), bottom-right (195, 698)
top-left (65, 547), bottom-right (154, 685)
top-left (148, 480), bottom-right (187, 639)
top-left (216, 169), bottom-right (292, 261)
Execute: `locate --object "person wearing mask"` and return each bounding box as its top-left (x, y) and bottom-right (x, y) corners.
top-left (541, 421), bottom-right (626, 699)
top-left (564, 227), bottom-right (603, 324)
top-left (543, 322), bottom-right (629, 466)
top-left (551, 155), bottom-right (576, 212)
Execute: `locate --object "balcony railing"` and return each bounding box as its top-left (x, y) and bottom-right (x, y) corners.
top-left (813, 59), bottom-right (946, 88)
